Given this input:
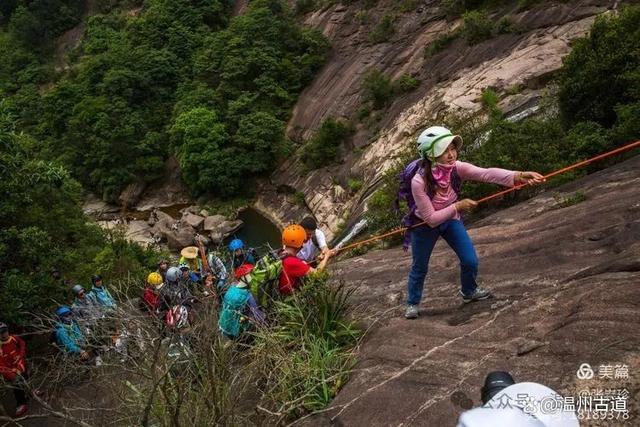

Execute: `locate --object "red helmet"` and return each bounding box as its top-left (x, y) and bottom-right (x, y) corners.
top-left (235, 263), bottom-right (254, 278)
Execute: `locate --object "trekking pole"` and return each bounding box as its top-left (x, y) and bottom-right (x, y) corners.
top-left (329, 139), bottom-right (640, 257)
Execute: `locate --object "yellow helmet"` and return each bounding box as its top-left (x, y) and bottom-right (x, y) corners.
top-left (282, 224), bottom-right (306, 249)
top-left (147, 272), bottom-right (163, 286)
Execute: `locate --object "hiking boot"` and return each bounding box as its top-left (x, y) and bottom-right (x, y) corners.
top-left (460, 287), bottom-right (492, 303)
top-left (404, 304), bottom-right (419, 319)
top-left (15, 404), bottom-right (28, 417)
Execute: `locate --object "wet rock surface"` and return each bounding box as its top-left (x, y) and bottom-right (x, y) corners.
top-left (308, 155), bottom-right (640, 426)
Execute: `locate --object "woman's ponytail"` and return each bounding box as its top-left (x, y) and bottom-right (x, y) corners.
top-left (421, 158), bottom-right (435, 193)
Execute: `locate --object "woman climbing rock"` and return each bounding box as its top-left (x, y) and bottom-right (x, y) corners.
top-left (402, 126), bottom-right (544, 319)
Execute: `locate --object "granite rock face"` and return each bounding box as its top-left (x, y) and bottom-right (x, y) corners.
top-left (306, 155), bottom-right (640, 426)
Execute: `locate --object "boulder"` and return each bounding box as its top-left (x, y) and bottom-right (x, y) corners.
top-left (117, 220), bottom-right (156, 247)
top-left (182, 212), bottom-right (205, 229)
top-left (209, 231), bottom-right (224, 245)
top-left (183, 205), bottom-right (200, 215)
top-left (155, 210), bottom-right (175, 225)
top-left (203, 214), bottom-right (226, 231)
top-left (165, 228), bottom-right (195, 250)
top-left (126, 220), bottom-right (152, 237)
top-left (197, 235), bottom-right (211, 247)
top-left (118, 179), bottom-right (147, 208)
top-left (218, 220), bottom-right (243, 238)
top-left (83, 194), bottom-right (120, 217)
top-left (199, 209), bottom-right (209, 217)
top-left (135, 157), bottom-right (191, 211)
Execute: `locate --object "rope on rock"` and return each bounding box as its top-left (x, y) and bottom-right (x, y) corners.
top-left (331, 139), bottom-right (640, 256)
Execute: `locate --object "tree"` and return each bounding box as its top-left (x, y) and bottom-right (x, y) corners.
top-left (558, 7), bottom-right (640, 128)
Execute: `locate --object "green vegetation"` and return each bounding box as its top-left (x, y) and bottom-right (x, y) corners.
top-left (252, 275), bottom-right (360, 417)
top-left (555, 191), bottom-right (588, 209)
top-left (294, 191), bottom-right (307, 206)
top-left (397, 0), bottom-right (419, 13)
top-left (461, 10), bottom-right (493, 44)
top-left (557, 7), bottom-right (640, 129)
top-left (441, 0), bottom-right (491, 18)
top-left (2, 0), bottom-right (329, 201)
top-left (295, 0), bottom-right (317, 15)
top-left (395, 73), bottom-right (420, 93)
top-left (301, 117), bottom-right (352, 169)
top-left (348, 178), bottom-right (363, 193)
top-left (74, 275), bottom-right (360, 423)
top-left (366, 7), bottom-right (640, 235)
top-left (360, 69), bottom-right (421, 115)
top-left (362, 69), bottom-right (395, 109)
top-left (369, 14), bottom-right (395, 44)
top-left (496, 15), bottom-right (520, 34)
top-left (480, 87), bottom-right (502, 119)
top-left (424, 29), bottom-right (461, 57)
top-left (0, 107), bottom-right (160, 324)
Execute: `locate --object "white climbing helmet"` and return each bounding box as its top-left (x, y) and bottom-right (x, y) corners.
top-left (416, 126), bottom-right (463, 160)
top-left (166, 267), bottom-right (181, 284)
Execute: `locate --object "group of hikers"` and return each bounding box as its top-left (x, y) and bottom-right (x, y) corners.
top-left (1, 216), bottom-right (334, 417)
top-left (1, 124), bottom-right (550, 420)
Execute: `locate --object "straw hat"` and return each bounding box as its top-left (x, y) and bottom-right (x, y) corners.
top-left (180, 246), bottom-right (199, 259)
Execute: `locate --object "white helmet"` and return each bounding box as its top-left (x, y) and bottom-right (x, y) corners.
top-left (166, 267), bottom-right (181, 284)
top-left (417, 126), bottom-right (463, 160)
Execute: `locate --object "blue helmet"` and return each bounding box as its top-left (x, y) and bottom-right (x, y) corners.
top-left (228, 239), bottom-right (244, 252)
top-left (56, 306), bottom-right (72, 318)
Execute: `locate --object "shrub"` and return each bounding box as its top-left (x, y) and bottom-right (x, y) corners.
top-left (369, 14), bottom-right (395, 44)
top-left (301, 118), bottom-right (352, 169)
top-left (398, 0), bottom-right (419, 13)
top-left (0, 117), bottom-right (161, 324)
top-left (496, 15), bottom-right (520, 34)
top-left (557, 6), bottom-right (640, 128)
top-left (251, 275), bottom-right (360, 417)
top-left (424, 30), bottom-right (460, 57)
top-left (480, 87), bottom-right (502, 120)
top-left (441, 0), bottom-right (488, 18)
top-left (362, 69), bottom-right (394, 109)
top-left (294, 191), bottom-right (307, 206)
top-left (394, 74), bottom-right (420, 93)
top-left (555, 191), bottom-right (587, 209)
top-left (348, 178), bottom-right (363, 193)
top-left (461, 10), bottom-right (494, 44)
top-left (295, 0), bottom-right (317, 15)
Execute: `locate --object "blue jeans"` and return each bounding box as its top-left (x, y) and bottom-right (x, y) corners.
top-left (406, 219), bottom-right (478, 305)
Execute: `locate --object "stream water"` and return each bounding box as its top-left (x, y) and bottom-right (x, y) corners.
top-left (230, 207), bottom-right (281, 251)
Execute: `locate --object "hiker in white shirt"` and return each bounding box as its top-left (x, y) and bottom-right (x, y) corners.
top-left (296, 217), bottom-right (332, 264)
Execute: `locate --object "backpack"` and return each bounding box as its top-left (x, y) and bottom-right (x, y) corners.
top-left (218, 286), bottom-right (251, 338)
top-left (395, 158), bottom-right (461, 249)
top-left (249, 251), bottom-right (287, 307)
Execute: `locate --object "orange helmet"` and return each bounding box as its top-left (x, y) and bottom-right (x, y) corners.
top-left (282, 224), bottom-right (306, 249)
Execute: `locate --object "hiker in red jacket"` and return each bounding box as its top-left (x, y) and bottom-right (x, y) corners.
top-left (0, 322), bottom-right (29, 417)
top-left (279, 225), bottom-right (331, 295)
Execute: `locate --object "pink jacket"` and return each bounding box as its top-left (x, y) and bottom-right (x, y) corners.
top-left (411, 161), bottom-right (516, 227)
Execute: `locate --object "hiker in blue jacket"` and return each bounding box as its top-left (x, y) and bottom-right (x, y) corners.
top-left (219, 264), bottom-right (265, 339)
top-left (54, 306), bottom-right (92, 361)
top-left (88, 275), bottom-right (116, 309)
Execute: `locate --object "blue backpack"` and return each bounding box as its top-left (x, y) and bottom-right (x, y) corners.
top-left (395, 158), bottom-right (461, 249)
top-left (218, 286), bottom-right (251, 338)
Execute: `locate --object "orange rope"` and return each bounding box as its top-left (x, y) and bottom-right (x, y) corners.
top-left (332, 139), bottom-right (640, 255)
